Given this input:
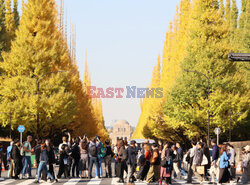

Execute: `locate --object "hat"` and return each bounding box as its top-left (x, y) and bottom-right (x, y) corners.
top-left (244, 145), bottom-right (250, 151)
top-left (130, 140), bottom-right (136, 144)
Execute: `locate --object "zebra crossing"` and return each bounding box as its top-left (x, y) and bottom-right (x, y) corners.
top-left (0, 178), bottom-right (246, 185)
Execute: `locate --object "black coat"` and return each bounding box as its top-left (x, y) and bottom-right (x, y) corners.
top-left (127, 146), bottom-right (138, 165)
top-left (12, 145), bottom-right (22, 161)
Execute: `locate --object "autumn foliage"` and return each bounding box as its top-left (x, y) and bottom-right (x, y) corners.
top-left (133, 0), bottom-right (250, 142)
top-left (0, 0), bottom-right (108, 139)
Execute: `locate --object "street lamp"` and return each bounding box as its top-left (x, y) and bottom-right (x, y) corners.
top-left (228, 53), bottom-right (250, 62)
top-left (184, 69), bottom-right (211, 146)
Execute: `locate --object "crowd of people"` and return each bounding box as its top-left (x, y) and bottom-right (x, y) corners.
top-left (0, 134), bottom-right (250, 185)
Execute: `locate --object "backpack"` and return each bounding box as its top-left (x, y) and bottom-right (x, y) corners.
top-left (161, 156), bottom-right (173, 167)
top-left (138, 154), bottom-right (146, 166)
top-left (100, 145), bottom-right (107, 158)
top-left (89, 145), bottom-right (97, 157)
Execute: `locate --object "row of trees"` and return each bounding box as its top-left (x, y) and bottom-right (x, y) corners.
top-left (0, 0), bottom-right (108, 140)
top-left (133, 0), bottom-right (250, 143)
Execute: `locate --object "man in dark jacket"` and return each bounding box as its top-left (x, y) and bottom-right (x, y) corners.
top-left (210, 139), bottom-right (219, 184)
top-left (127, 140), bottom-right (138, 183)
top-left (71, 138), bottom-right (80, 178)
top-left (104, 139), bottom-right (113, 178)
top-left (12, 139), bottom-right (23, 179)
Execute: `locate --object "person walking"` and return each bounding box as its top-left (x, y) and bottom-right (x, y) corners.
top-left (95, 136), bottom-right (103, 178)
top-left (45, 139), bottom-right (57, 181)
top-left (172, 145), bottom-right (182, 180)
top-left (33, 139), bottom-right (42, 177)
top-left (12, 139), bottom-right (23, 179)
top-left (79, 136), bottom-right (89, 178)
top-left (34, 143), bottom-right (54, 183)
top-left (176, 142), bottom-right (186, 177)
top-left (116, 140), bottom-right (126, 183)
top-left (7, 141), bottom-right (14, 178)
top-left (57, 134), bottom-right (70, 179)
top-left (127, 140), bottom-right (138, 183)
top-left (88, 137), bottom-right (100, 179)
top-left (21, 135), bottom-right (33, 179)
top-left (186, 140), bottom-right (197, 183)
top-left (146, 143), bottom-right (160, 183)
top-left (0, 142), bottom-right (3, 178)
top-left (218, 145), bottom-right (230, 184)
top-left (57, 144), bottom-right (71, 179)
top-left (160, 142), bottom-right (174, 185)
top-left (203, 142), bottom-right (211, 181)
top-left (241, 145), bottom-right (250, 184)
top-left (71, 137), bottom-right (80, 178)
top-left (226, 143), bottom-right (236, 180)
top-left (209, 139), bottom-right (220, 184)
top-left (104, 139), bottom-right (113, 178)
top-left (191, 142), bottom-right (204, 183)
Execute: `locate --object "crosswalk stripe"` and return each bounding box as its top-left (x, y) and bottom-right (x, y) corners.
top-left (87, 178), bottom-right (102, 185)
top-left (63, 178), bottom-right (81, 185)
top-left (111, 177), bottom-right (122, 185)
top-left (16, 179), bottom-right (34, 185)
top-left (0, 179), bottom-right (16, 185)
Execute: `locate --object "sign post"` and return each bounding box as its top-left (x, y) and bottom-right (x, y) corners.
top-left (214, 127), bottom-right (221, 145)
top-left (18, 125), bottom-right (25, 143)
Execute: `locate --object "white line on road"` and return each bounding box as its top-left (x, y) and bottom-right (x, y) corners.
top-left (0, 179), bottom-right (16, 185)
top-left (87, 178), bottom-right (101, 185)
top-left (16, 179), bottom-right (34, 185)
top-left (111, 177), bottom-right (123, 185)
top-left (63, 178), bottom-right (81, 185)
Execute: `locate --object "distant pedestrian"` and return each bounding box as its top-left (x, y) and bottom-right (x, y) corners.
top-left (127, 140), bottom-right (137, 183)
top-left (104, 139), bottom-right (113, 178)
top-left (12, 139), bottom-right (23, 179)
top-left (203, 142), bottom-right (211, 181)
top-left (209, 139), bottom-right (220, 184)
top-left (186, 140), bottom-right (197, 183)
top-left (21, 135), bottom-right (33, 179)
top-left (0, 142), bottom-right (3, 178)
top-left (88, 137), bottom-right (100, 179)
top-left (191, 142), bottom-right (204, 183)
top-left (226, 143), bottom-right (236, 180)
top-left (71, 137), bottom-right (80, 178)
top-left (7, 141), bottom-right (14, 178)
top-left (172, 145), bottom-right (182, 180)
top-left (116, 140), bottom-right (126, 183)
top-left (176, 142), bottom-right (186, 176)
top-left (33, 139), bottom-right (42, 177)
top-left (160, 142), bottom-right (173, 185)
top-left (241, 145), bottom-right (250, 184)
top-left (79, 136), bottom-right (89, 178)
top-left (34, 143), bottom-right (54, 183)
top-left (45, 139), bottom-right (57, 180)
top-left (218, 145), bottom-right (230, 184)
top-left (146, 143), bottom-right (160, 183)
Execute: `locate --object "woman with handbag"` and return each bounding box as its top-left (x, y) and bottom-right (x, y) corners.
top-left (218, 145), bottom-right (230, 184)
top-left (160, 142), bottom-right (174, 185)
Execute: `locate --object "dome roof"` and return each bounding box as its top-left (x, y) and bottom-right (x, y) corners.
top-left (114, 120), bottom-right (129, 126)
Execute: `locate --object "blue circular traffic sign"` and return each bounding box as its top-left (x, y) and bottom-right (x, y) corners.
top-left (18, 125), bottom-right (25, 133)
